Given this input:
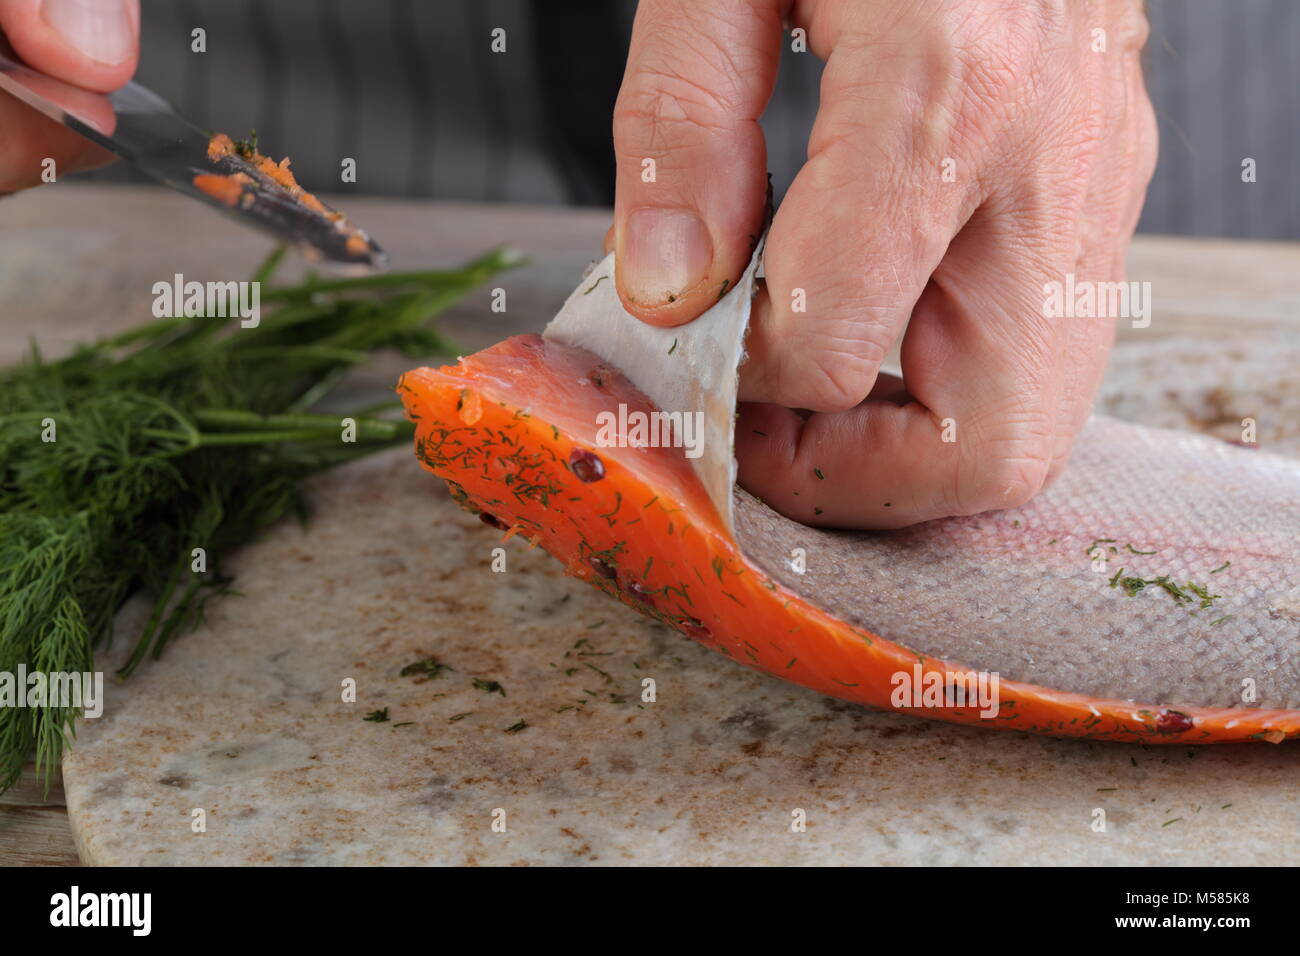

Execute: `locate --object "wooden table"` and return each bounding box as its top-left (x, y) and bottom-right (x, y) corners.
top-left (1, 184), bottom-right (1297, 865)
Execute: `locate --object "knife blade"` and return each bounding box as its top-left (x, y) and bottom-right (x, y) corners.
top-left (0, 38), bottom-right (385, 271)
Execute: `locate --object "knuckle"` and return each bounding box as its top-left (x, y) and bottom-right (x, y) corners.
top-left (613, 79), bottom-right (731, 155)
top-left (959, 47), bottom-right (1028, 113)
top-left (614, 27), bottom-right (755, 154)
top-left (1117, 2), bottom-right (1152, 51)
top-left (783, 331), bottom-right (888, 413)
top-left (953, 11), bottom-right (1043, 110)
top-left (940, 8), bottom-right (1072, 156)
top-left (792, 365), bottom-right (869, 413)
top-left (955, 427), bottom-right (1054, 515)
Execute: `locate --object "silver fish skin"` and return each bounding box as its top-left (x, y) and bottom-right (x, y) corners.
top-left (736, 415), bottom-right (1300, 710)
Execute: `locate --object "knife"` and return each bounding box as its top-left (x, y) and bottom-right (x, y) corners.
top-left (0, 38), bottom-right (385, 271)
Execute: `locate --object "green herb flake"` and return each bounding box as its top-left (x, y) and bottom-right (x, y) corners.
top-left (583, 662), bottom-right (613, 683)
top-left (401, 656), bottom-right (454, 680)
top-left (232, 128), bottom-right (259, 158)
top-left (1086, 537), bottom-right (1116, 556)
top-left (1184, 581), bottom-right (1222, 609)
top-left (472, 678), bottom-right (506, 697)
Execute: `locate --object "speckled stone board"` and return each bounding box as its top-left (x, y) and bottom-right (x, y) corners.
top-left (62, 447), bottom-right (1300, 866)
top-left (7, 185), bottom-right (1294, 865)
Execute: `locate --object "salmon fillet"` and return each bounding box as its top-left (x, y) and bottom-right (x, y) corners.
top-left (398, 333), bottom-right (1300, 743)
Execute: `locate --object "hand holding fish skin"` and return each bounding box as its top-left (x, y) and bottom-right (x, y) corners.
top-left (611, 0), bottom-right (1157, 529)
top-left (0, 0), bottom-right (139, 192)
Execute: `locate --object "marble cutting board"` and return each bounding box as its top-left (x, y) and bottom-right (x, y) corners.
top-left (10, 185), bottom-right (1294, 865)
top-left (63, 444), bottom-right (1300, 865)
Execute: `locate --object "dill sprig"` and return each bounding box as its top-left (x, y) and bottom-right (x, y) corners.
top-left (0, 244), bottom-right (519, 793)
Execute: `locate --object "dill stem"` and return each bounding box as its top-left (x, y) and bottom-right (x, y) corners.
top-left (251, 244), bottom-right (288, 285)
top-left (149, 577), bottom-right (203, 663)
top-left (100, 315), bottom-right (192, 349)
top-left (220, 303), bottom-right (334, 342)
top-left (257, 247), bottom-right (519, 302)
top-left (194, 409), bottom-right (363, 429)
top-left (349, 398), bottom-right (404, 417)
top-left (120, 555), bottom-right (184, 677)
top-left (192, 409), bottom-right (412, 440)
top-left (141, 427), bottom-right (408, 447)
top-left (258, 271), bottom-right (463, 301)
top-left (195, 430), bottom-right (338, 445)
top-left (287, 366), bottom-right (350, 412)
top-left (229, 345), bottom-right (368, 363)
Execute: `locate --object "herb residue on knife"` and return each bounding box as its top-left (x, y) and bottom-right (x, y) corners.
top-left (196, 131), bottom-right (376, 260)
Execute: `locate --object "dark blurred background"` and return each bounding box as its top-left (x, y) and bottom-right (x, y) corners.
top-left (82, 0), bottom-right (1300, 240)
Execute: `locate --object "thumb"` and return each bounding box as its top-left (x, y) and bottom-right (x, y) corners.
top-left (612, 0), bottom-right (780, 328)
top-left (0, 0), bottom-right (139, 92)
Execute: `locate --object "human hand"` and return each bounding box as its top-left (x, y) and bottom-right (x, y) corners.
top-left (0, 0), bottom-right (139, 193)
top-left (611, 0), bottom-right (1156, 528)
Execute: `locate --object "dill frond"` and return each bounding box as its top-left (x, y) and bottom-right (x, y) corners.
top-left (0, 245), bottom-right (518, 792)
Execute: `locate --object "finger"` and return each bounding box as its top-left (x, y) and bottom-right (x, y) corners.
top-left (0, 90), bottom-right (114, 191)
top-left (737, 199), bottom-right (1072, 529)
top-left (612, 0), bottom-right (782, 327)
top-left (744, 36), bottom-right (981, 412)
top-left (736, 398), bottom-right (946, 529)
top-left (1052, 184), bottom-right (1124, 467)
top-left (1045, 238), bottom-right (1117, 481)
top-left (0, 0), bottom-right (140, 92)
top-left (1047, 35), bottom-right (1157, 467)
